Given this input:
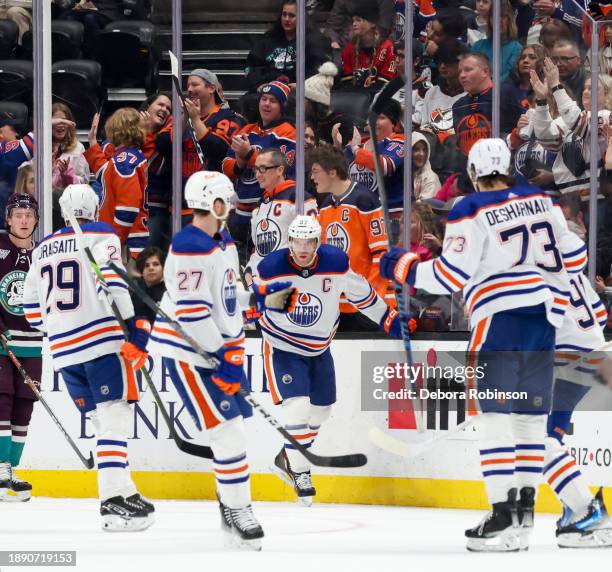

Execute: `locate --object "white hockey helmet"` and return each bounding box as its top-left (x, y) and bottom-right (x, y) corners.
top-left (288, 215), bottom-right (322, 243)
top-left (59, 184), bottom-right (99, 222)
top-left (184, 170), bottom-right (236, 220)
top-left (467, 138), bottom-right (511, 187)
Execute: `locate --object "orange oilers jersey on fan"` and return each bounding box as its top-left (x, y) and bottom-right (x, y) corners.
top-left (85, 143), bottom-right (149, 255)
top-left (318, 181), bottom-right (395, 312)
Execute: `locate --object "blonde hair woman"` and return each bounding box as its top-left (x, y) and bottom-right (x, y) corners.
top-left (52, 102), bottom-right (90, 191)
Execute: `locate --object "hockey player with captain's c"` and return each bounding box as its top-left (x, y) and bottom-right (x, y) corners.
top-left (256, 215), bottom-right (403, 506)
top-left (21, 184), bottom-right (154, 531)
top-left (0, 194), bottom-right (42, 502)
top-left (381, 138), bottom-right (585, 552)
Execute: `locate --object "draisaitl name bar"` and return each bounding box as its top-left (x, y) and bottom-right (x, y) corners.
top-left (372, 388), bottom-right (528, 401)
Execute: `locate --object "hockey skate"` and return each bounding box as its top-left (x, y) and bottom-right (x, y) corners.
top-left (517, 487), bottom-right (536, 551)
top-left (126, 493), bottom-right (155, 515)
top-left (465, 489), bottom-right (521, 552)
top-left (219, 499), bottom-right (264, 551)
top-left (100, 495), bottom-right (155, 532)
top-left (0, 463), bottom-right (31, 502)
top-left (556, 488), bottom-right (612, 548)
top-left (272, 448), bottom-right (315, 506)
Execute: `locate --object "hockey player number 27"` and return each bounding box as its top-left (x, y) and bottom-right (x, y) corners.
top-left (41, 260), bottom-right (81, 311)
top-left (499, 221), bottom-right (563, 272)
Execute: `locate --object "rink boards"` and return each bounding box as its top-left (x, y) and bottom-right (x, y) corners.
top-left (19, 337), bottom-right (612, 512)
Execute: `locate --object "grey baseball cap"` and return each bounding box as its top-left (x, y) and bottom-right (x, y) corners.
top-left (188, 68), bottom-right (224, 104)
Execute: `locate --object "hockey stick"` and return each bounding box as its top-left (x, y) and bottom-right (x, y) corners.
top-left (62, 213), bottom-right (214, 460)
top-left (0, 334), bottom-right (95, 469)
top-left (108, 261), bottom-right (368, 468)
top-left (168, 50), bottom-right (206, 167)
top-left (367, 77), bottom-right (424, 433)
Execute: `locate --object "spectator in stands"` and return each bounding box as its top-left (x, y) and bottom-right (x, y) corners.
top-left (417, 40), bottom-right (467, 140)
top-left (472, 0), bottom-right (523, 82)
top-left (305, 61), bottom-right (354, 147)
top-left (131, 246), bottom-right (166, 325)
top-left (85, 108), bottom-right (149, 257)
top-left (409, 201), bottom-right (443, 261)
top-left (139, 93), bottom-right (173, 250)
top-left (51, 103), bottom-right (90, 191)
top-left (339, 1), bottom-right (396, 93)
top-left (507, 44), bottom-right (548, 100)
top-left (14, 162), bottom-right (33, 195)
top-left (392, 39), bottom-right (429, 125)
top-left (551, 40), bottom-right (587, 104)
top-left (305, 120), bottom-right (317, 150)
top-left (520, 0), bottom-right (583, 45)
top-left (60, 0), bottom-right (123, 57)
top-left (222, 81), bottom-right (296, 256)
top-left (0, 113), bottom-right (18, 143)
top-left (586, 23), bottom-right (612, 76)
top-left (345, 98), bottom-right (404, 216)
top-left (412, 132), bottom-right (441, 200)
top-left (244, 0), bottom-right (327, 93)
top-left (558, 192), bottom-right (586, 240)
top-left (324, 0), bottom-right (395, 51)
top-left (313, 145), bottom-right (395, 331)
top-left (452, 53), bottom-right (527, 159)
top-left (244, 148), bottom-right (317, 285)
top-left (467, 0), bottom-right (490, 46)
top-left (423, 10), bottom-right (467, 58)
top-left (0, 1), bottom-right (32, 45)
top-left (538, 18), bottom-right (574, 51)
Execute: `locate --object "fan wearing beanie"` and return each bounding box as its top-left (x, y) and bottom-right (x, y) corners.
top-left (222, 81), bottom-right (296, 248)
top-left (339, 0), bottom-right (396, 92)
top-left (304, 61), bottom-right (355, 148)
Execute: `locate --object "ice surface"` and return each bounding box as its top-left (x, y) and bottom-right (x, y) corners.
top-left (1, 499), bottom-right (610, 572)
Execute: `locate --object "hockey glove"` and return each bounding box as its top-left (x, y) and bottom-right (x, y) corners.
top-left (243, 306), bottom-right (261, 325)
top-left (380, 248), bottom-right (420, 285)
top-left (211, 345), bottom-right (245, 395)
top-left (120, 317), bottom-right (151, 370)
top-left (380, 308), bottom-right (417, 338)
top-left (252, 282), bottom-right (299, 313)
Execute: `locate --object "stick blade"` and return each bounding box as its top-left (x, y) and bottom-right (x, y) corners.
top-left (176, 438), bottom-right (214, 459)
top-left (309, 452), bottom-right (368, 468)
top-left (85, 451), bottom-right (95, 469)
top-left (368, 426), bottom-right (410, 457)
top-left (168, 50), bottom-right (179, 78)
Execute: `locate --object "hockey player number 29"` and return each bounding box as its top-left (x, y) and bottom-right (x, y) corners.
top-left (41, 260), bottom-right (81, 311)
top-left (499, 221), bottom-right (563, 272)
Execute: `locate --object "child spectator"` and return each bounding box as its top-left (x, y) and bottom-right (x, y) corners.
top-left (14, 163), bottom-right (34, 195)
top-left (132, 246), bottom-right (166, 325)
top-left (412, 132), bottom-right (441, 200)
top-left (467, 0), bottom-right (491, 46)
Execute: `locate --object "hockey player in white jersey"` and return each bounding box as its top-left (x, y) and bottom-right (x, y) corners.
top-left (148, 171), bottom-right (296, 550)
top-left (256, 215), bottom-right (403, 505)
top-left (380, 138), bottom-right (584, 552)
top-left (243, 148), bottom-right (317, 285)
top-left (22, 184), bottom-right (154, 532)
top-left (544, 272), bottom-right (612, 548)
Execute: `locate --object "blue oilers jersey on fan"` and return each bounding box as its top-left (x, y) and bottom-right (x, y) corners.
top-left (413, 184), bottom-right (584, 328)
top-left (256, 244), bottom-right (393, 356)
top-left (149, 225), bottom-right (245, 369)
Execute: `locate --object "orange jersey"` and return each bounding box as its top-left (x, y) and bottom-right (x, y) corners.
top-left (318, 182), bottom-right (395, 312)
top-left (84, 143), bottom-right (148, 254)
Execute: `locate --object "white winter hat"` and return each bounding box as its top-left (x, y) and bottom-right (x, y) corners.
top-left (305, 62), bottom-right (338, 107)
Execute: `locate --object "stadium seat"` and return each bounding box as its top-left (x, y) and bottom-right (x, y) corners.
top-left (122, 0), bottom-right (152, 19)
top-left (52, 60), bottom-right (104, 128)
top-left (0, 60), bottom-right (33, 108)
top-left (330, 90), bottom-right (372, 130)
top-left (93, 21), bottom-right (158, 92)
top-left (0, 101), bottom-right (29, 134)
top-left (0, 19), bottom-right (18, 58)
top-left (21, 21), bottom-right (85, 62)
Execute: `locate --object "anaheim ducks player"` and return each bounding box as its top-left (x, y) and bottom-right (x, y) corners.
top-left (243, 148), bottom-right (317, 286)
top-left (255, 215), bottom-right (403, 506)
top-left (148, 171), bottom-right (297, 551)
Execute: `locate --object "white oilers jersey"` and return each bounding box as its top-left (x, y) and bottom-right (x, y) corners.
top-left (555, 274), bottom-right (607, 378)
top-left (414, 184), bottom-right (584, 328)
top-left (256, 245), bottom-right (392, 356)
top-left (149, 225), bottom-right (245, 368)
top-left (245, 181), bottom-right (317, 279)
top-left (22, 222), bottom-right (134, 370)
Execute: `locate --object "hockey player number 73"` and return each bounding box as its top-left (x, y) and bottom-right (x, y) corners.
top-left (41, 260), bottom-right (81, 311)
top-left (499, 221), bottom-right (563, 272)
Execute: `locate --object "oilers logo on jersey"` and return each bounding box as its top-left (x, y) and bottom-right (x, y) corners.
top-left (255, 218), bottom-right (282, 256)
top-left (325, 222), bottom-right (350, 252)
top-left (287, 292), bottom-right (323, 327)
top-left (222, 268), bottom-right (238, 316)
top-left (349, 162), bottom-right (378, 193)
